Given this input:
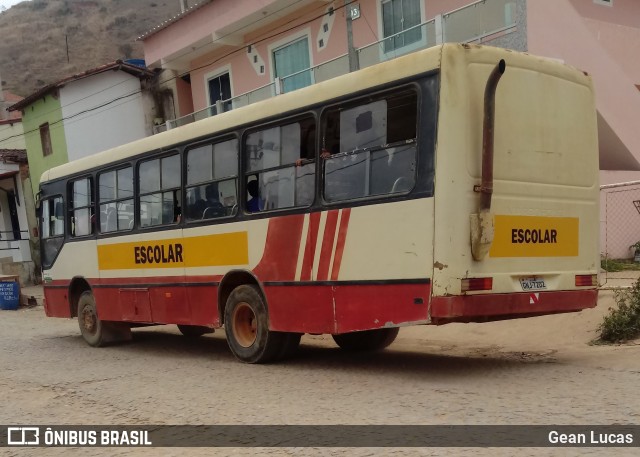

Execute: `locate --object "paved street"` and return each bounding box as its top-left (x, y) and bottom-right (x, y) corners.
top-left (0, 288), bottom-right (639, 456)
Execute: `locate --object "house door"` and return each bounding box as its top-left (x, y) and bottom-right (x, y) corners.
top-left (208, 73), bottom-right (231, 112)
top-left (7, 191), bottom-right (20, 240)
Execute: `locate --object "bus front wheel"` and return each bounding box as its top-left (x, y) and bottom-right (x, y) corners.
top-left (332, 327), bottom-right (399, 352)
top-left (77, 291), bottom-right (131, 347)
top-left (224, 285), bottom-right (284, 363)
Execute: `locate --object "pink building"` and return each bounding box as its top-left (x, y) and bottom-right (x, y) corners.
top-left (140, 0), bottom-right (640, 258)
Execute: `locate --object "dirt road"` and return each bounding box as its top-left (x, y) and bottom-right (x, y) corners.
top-left (0, 289), bottom-right (638, 456)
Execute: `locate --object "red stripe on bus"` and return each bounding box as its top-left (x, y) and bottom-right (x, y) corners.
top-left (300, 212), bottom-right (321, 281)
top-left (330, 208), bottom-right (351, 281)
top-left (316, 210), bottom-right (339, 281)
top-left (253, 214), bottom-right (305, 281)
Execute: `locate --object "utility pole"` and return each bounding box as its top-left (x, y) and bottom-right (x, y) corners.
top-left (345, 1), bottom-right (359, 72)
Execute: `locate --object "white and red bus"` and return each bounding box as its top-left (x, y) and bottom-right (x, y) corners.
top-left (39, 44), bottom-right (599, 363)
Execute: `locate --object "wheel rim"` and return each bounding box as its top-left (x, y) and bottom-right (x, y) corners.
top-left (81, 306), bottom-right (97, 335)
top-left (232, 302), bottom-right (257, 348)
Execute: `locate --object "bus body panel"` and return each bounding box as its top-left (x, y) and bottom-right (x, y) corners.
top-left (44, 198), bottom-right (434, 332)
top-left (432, 45), bottom-right (599, 319)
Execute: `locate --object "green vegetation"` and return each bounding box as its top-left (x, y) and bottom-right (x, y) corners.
top-left (600, 257), bottom-right (640, 272)
top-left (597, 279), bottom-right (640, 343)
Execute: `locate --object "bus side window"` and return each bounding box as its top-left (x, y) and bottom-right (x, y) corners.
top-left (322, 89), bottom-right (417, 202)
top-left (41, 196), bottom-right (65, 267)
top-left (243, 117), bottom-right (316, 212)
top-left (70, 177), bottom-right (94, 237)
top-left (185, 138), bottom-right (238, 222)
top-left (99, 167), bottom-right (134, 233)
top-left (139, 154), bottom-right (181, 227)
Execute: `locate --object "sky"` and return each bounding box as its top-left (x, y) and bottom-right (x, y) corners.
top-left (0, 0), bottom-right (30, 11)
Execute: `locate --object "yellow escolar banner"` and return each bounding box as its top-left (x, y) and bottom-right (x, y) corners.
top-left (97, 232), bottom-right (249, 270)
top-left (489, 215), bottom-right (579, 258)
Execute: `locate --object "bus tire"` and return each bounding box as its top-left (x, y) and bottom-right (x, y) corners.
top-left (77, 291), bottom-right (131, 347)
top-left (224, 285), bottom-right (284, 363)
top-left (177, 325), bottom-right (214, 338)
top-left (332, 327), bottom-right (399, 352)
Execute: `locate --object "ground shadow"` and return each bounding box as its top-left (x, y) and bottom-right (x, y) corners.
top-left (94, 326), bottom-right (560, 381)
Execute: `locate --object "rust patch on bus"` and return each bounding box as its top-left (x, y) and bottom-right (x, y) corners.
top-left (434, 261), bottom-right (448, 270)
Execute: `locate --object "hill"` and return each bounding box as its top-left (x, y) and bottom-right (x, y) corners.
top-left (0, 0), bottom-right (181, 97)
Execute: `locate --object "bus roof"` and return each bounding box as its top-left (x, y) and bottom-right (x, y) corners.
top-left (40, 43), bottom-right (589, 185)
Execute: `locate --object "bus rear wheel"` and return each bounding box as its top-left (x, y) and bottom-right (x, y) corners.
top-left (332, 327), bottom-right (399, 352)
top-left (77, 291), bottom-right (131, 347)
top-left (177, 325), bottom-right (214, 338)
top-left (224, 285), bottom-right (283, 363)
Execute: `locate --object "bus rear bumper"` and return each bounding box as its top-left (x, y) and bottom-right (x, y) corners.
top-left (430, 289), bottom-right (598, 324)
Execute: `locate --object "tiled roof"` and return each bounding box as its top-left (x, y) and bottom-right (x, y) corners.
top-left (0, 149), bottom-right (27, 163)
top-left (2, 91), bottom-right (23, 121)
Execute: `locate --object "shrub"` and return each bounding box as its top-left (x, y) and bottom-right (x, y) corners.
top-left (597, 279), bottom-right (640, 343)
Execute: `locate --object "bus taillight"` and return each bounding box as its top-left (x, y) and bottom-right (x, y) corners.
top-left (461, 277), bottom-right (493, 292)
top-left (575, 274), bottom-right (598, 287)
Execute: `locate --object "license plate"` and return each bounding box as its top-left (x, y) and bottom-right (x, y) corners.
top-left (520, 277), bottom-right (546, 291)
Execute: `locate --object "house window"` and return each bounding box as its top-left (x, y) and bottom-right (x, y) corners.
top-left (40, 122), bottom-right (52, 157)
top-left (273, 37), bottom-right (312, 93)
top-left (208, 72), bottom-right (231, 113)
top-left (381, 0), bottom-right (422, 53)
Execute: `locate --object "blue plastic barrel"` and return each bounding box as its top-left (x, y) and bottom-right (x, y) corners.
top-left (0, 281), bottom-right (20, 310)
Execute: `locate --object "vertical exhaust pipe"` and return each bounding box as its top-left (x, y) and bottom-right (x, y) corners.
top-left (471, 59), bottom-right (506, 261)
top-left (480, 59), bottom-right (506, 212)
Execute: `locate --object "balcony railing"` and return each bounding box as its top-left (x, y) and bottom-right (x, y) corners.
top-left (156, 0), bottom-right (518, 133)
top-left (443, 0), bottom-right (517, 44)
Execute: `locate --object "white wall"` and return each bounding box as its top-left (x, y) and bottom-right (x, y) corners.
top-left (0, 121), bottom-right (26, 150)
top-left (60, 71), bottom-right (148, 162)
